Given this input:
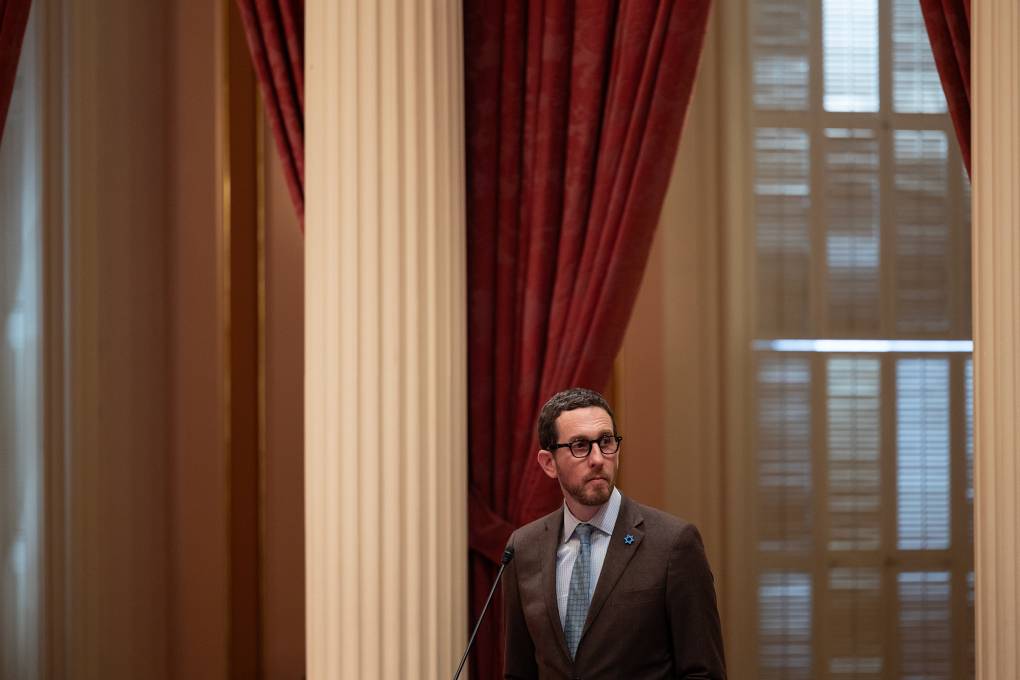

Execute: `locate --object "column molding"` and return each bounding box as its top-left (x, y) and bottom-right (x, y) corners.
top-left (305, 2), bottom-right (468, 678)
top-left (60, 0), bottom-right (172, 676)
top-left (973, 2), bottom-right (1020, 678)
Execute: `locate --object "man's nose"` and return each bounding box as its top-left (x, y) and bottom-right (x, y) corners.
top-left (588, 443), bottom-right (607, 465)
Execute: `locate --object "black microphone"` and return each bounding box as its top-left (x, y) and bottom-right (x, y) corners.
top-left (452, 546), bottom-right (515, 680)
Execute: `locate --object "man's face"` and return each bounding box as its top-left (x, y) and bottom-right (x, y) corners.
top-left (537, 406), bottom-right (619, 509)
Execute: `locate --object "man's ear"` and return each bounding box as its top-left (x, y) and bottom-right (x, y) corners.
top-left (536, 449), bottom-right (558, 480)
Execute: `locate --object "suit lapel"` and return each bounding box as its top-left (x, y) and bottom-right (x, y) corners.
top-left (581, 496), bottom-right (645, 639)
top-left (539, 507), bottom-right (571, 663)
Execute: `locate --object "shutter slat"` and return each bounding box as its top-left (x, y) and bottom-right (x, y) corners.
top-left (760, 572), bottom-right (813, 679)
top-left (898, 572), bottom-right (952, 679)
top-left (756, 129), bottom-right (812, 336)
top-left (896, 359), bottom-right (951, 550)
top-left (825, 129), bottom-right (881, 334)
top-left (894, 131), bottom-right (951, 334)
top-left (827, 357), bottom-right (881, 551)
top-left (892, 0), bottom-right (946, 113)
top-left (758, 355), bottom-right (813, 552)
top-left (753, 0), bottom-right (810, 110)
top-left (828, 567), bottom-right (883, 679)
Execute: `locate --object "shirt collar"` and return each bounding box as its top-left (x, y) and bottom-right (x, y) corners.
top-left (561, 487), bottom-right (622, 543)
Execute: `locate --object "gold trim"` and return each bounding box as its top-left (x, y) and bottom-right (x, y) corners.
top-left (218, 0), bottom-right (233, 673)
top-left (255, 80), bottom-right (268, 680)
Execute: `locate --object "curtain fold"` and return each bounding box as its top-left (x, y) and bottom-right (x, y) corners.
top-left (235, 0), bottom-right (305, 221)
top-left (920, 0), bottom-right (971, 175)
top-left (0, 0), bottom-right (32, 142)
top-left (465, 1), bottom-right (711, 676)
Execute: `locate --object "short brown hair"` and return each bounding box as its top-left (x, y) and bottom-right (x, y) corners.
top-left (537, 387), bottom-right (617, 451)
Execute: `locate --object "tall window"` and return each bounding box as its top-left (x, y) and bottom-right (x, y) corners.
top-left (0, 6), bottom-right (43, 679)
top-left (749, 0), bottom-right (973, 678)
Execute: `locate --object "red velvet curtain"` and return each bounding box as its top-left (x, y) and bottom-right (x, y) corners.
top-left (465, 1), bottom-right (710, 676)
top-left (920, 0), bottom-right (971, 175)
top-left (0, 0), bottom-right (31, 141)
top-left (235, 0), bottom-right (305, 220)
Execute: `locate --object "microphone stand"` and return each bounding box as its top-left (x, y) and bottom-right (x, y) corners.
top-left (451, 546), bottom-right (515, 680)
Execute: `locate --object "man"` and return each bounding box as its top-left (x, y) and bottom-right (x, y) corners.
top-left (503, 388), bottom-right (726, 679)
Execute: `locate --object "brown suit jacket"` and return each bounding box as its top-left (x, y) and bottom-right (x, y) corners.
top-left (502, 495), bottom-right (726, 679)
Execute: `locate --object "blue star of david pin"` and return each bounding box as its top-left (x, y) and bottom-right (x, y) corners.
top-left (624, 534), bottom-right (635, 545)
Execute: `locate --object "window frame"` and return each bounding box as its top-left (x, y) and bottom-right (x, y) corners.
top-left (742, 0), bottom-right (975, 677)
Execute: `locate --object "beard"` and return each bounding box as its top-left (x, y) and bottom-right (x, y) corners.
top-left (562, 472), bottom-right (615, 507)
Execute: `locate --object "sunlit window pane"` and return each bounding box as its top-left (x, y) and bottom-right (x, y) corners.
top-left (897, 129), bottom-right (950, 332)
top-left (961, 171), bottom-right (972, 336)
top-left (756, 128), bottom-right (812, 336)
top-left (896, 359), bottom-right (950, 550)
top-left (894, 130), bottom-right (951, 334)
top-left (965, 357), bottom-right (974, 545)
top-left (754, 0), bottom-right (810, 110)
top-left (827, 357), bottom-right (881, 551)
top-left (761, 572), bottom-right (813, 680)
top-left (967, 571), bottom-right (975, 680)
top-left (893, 0), bottom-right (947, 113)
top-left (828, 568), bottom-right (883, 679)
top-left (898, 572), bottom-right (952, 679)
top-left (758, 355), bottom-right (813, 552)
top-left (823, 0), bottom-right (879, 112)
top-left (825, 129), bottom-right (880, 333)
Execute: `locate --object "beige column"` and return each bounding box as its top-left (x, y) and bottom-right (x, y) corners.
top-left (973, 3), bottom-right (1020, 679)
top-left (305, 1), bottom-right (468, 678)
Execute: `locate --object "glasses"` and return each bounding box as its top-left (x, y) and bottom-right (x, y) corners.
top-left (550, 434), bottom-right (623, 458)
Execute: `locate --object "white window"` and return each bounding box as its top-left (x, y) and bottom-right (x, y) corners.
top-left (749, 0), bottom-right (973, 677)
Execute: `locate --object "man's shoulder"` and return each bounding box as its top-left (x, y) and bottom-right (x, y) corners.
top-left (628, 497), bottom-right (687, 529)
top-left (626, 497), bottom-right (703, 544)
top-left (510, 506), bottom-right (561, 543)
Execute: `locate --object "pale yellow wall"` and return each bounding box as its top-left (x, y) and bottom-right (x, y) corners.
top-left (614, 7), bottom-right (753, 677)
top-left (616, 0), bottom-right (726, 590)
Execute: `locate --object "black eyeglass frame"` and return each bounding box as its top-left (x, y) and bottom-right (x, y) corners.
top-left (549, 435), bottom-right (623, 458)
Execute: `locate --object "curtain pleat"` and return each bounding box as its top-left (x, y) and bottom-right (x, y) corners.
top-left (920, 0), bottom-right (971, 175)
top-left (235, 0), bottom-right (305, 221)
top-left (0, 0), bottom-right (32, 142)
top-left (465, 1), bottom-right (711, 676)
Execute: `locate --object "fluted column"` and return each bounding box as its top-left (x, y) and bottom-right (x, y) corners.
top-left (305, 2), bottom-right (467, 678)
top-left (973, 3), bottom-right (1020, 679)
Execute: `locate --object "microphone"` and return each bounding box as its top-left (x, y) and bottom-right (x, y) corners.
top-left (451, 546), bottom-right (515, 680)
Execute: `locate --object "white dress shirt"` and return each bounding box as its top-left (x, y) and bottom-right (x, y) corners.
top-left (555, 487), bottom-right (622, 630)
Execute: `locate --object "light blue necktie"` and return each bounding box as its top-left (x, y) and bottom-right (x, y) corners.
top-left (564, 523), bottom-right (593, 660)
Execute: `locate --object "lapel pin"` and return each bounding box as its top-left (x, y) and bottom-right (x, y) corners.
top-left (624, 534), bottom-right (635, 545)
